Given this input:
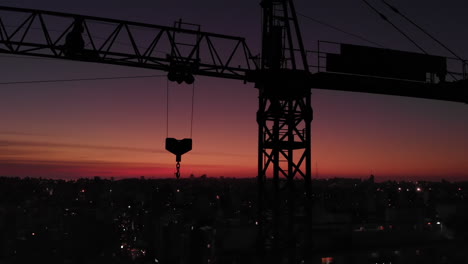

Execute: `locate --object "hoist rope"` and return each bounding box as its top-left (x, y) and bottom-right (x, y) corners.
top-left (361, 0), bottom-right (427, 54)
top-left (0, 74), bottom-right (166, 85)
top-left (165, 79), bottom-right (196, 139)
top-left (190, 81), bottom-right (195, 138)
top-left (381, 0), bottom-right (465, 62)
top-left (361, 0), bottom-right (462, 81)
top-left (297, 12), bottom-right (384, 48)
top-left (166, 78), bottom-right (170, 138)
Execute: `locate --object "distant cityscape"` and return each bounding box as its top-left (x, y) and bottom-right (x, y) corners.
top-left (0, 175), bottom-right (468, 264)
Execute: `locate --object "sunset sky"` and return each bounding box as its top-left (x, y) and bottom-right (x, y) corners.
top-left (0, 0), bottom-right (467, 181)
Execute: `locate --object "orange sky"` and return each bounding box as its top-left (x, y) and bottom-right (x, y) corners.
top-left (0, 64), bottom-right (467, 180)
top-left (0, 0), bottom-right (467, 181)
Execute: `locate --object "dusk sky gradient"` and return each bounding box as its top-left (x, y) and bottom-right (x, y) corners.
top-left (0, 0), bottom-right (467, 181)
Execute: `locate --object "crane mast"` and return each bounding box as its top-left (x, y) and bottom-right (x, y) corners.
top-left (0, 2), bottom-right (467, 264)
top-left (255, 0), bottom-right (312, 263)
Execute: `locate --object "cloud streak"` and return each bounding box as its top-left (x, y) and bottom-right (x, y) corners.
top-left (0, 139), bottom-right (246, 157)
top-left (0, 130), bottom-right (53, 137)
top-left (0, 139), bottom-right (163, 154)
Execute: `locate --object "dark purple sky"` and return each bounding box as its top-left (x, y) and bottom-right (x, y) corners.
top-left (0, 0), bottom-right (467, 180)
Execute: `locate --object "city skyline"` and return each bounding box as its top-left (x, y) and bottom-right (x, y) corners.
top-left (0, 0), bottom-right (467, 180)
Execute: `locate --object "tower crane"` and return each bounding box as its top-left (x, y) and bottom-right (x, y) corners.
top-left (0, 1), bottom-right (466, 263)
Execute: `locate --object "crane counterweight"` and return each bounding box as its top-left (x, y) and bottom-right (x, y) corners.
top-left (0, 2), bottom-right (466, 263)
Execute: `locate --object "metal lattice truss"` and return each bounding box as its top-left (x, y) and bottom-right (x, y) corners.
top-left (0, 6), bottom-right (258, 81)
top-left (259, 96), bottom-right (311, 180)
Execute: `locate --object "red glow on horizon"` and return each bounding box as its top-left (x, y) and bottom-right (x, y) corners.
top-left (0, 79), bottom-right (467, 181)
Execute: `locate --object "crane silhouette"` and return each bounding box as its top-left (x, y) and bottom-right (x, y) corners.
top-left (0, 1), bottom-right (466, 263)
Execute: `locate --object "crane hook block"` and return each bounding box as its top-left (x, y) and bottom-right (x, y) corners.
top-left (165, 138), bottom-right (192, 162)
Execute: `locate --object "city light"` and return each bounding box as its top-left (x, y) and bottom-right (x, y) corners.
top-left (0, 176), bottom-right (465, 262)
